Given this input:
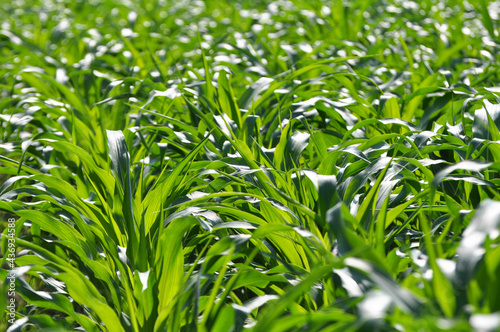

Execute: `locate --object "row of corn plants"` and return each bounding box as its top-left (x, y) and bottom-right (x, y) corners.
top-left (2, 0), bottom-right (500, 330)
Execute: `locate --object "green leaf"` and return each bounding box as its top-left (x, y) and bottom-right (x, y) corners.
top-left (154, 216), bottom-right (198, 332)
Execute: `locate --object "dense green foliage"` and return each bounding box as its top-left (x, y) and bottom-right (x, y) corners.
top-left (2, 0), bottom-right (500, 330)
